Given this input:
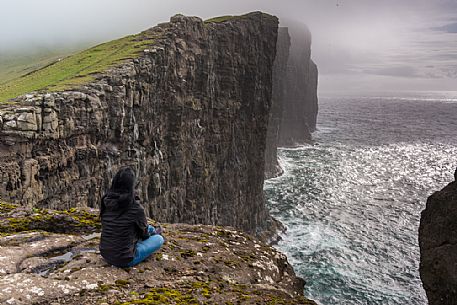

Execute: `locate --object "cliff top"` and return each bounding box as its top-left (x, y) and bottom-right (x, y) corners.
top-left (0, 11), bottom-right (276, 104)
top-left (0, 203), bottom-right (315, 304)
top-left (0, 31), bottom-right (157, 104)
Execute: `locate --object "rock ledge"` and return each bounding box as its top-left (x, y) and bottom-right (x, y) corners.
top-left (0, 203), bottom-right (316, 305)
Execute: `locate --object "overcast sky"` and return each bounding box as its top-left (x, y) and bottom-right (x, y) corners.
top-left (1, 0), bottom-right (457, 94)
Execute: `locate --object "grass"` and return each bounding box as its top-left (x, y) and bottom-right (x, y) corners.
top-left (204, 15), bottom-right (236, 23)
top-left (0, 50), bottom-right (75, 85)
top-left (0, 31), bottom-right (157, 104)
top-left (204, 12), bottom-right (275, 24)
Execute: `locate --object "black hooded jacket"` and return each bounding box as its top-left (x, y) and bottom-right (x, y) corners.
top-left (99, 168), bottom-right (150, 267)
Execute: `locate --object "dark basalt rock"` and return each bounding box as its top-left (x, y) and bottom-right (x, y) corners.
top-left (278, 21), bottom-right (318, 147)
top-left (419, 175), bottom-right (457, 305)
top-left (0, 12), bottom-right (280, 239)
top-left (264, 27), bottom-right (290, 179)
top-left (264, 22), bottom-right (319, 178)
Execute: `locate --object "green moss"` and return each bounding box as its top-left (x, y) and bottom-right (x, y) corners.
top-left (97, 284), bottom-right (113, 292)
top-left (239, 253), bottom-right (256, 263)
top-left (118, 287), bottom-right (199, 305)
top-left (0, 202), bottom-right (18, 213)
top-left (0, 206), bottom-right (100, 235)
top-left (155, 253), bottom-right (163, 261)
top-left (224, 260), bottom-right (240, 268)
top-left (179, 249), bottom-right (197, 259)
top-left (215, 230), bottom-right (232, 238)
top-left (0, 31), bottom-right (158, 103)
top-left (115, 279), bottom-right (130, 287)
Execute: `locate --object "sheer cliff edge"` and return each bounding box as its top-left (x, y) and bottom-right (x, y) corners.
top-left (0, 12), bottom-right (280, 240)
top-left (264, 22), bottom-right (319, 179)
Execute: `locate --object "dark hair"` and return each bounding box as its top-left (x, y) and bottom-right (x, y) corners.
top-left (100, 167), bottom-right (136, 217)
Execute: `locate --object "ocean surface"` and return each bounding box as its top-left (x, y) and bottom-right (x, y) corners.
top-left (264, 92), bottom-right (457, 305)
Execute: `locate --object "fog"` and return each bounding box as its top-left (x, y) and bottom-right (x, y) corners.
top-left (1, 0), bottom-right (457, 93)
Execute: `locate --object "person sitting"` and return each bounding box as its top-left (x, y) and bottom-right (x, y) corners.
top-left (99, 167), bottom-right (164, 268)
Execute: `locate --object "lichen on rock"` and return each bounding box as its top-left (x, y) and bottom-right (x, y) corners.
top-left (0, 204), bottom-right (316, 304)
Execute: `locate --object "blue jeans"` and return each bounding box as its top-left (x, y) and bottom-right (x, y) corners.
top-left (128, 225), bottom-right (164, 267)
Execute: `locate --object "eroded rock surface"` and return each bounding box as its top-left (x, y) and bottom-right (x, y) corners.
top-left (0, 203), bottom-right (316, 305)
top-left (419, 174), bottom-right (457, 305)
top-left (0, 13), bottom-right (279, 238)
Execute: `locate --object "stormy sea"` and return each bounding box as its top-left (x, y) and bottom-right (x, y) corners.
top-left (265, 92), bottom-right (457, 305)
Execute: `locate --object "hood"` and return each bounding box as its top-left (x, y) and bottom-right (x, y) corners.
top-left (102, 167), bottom-right (136, 212)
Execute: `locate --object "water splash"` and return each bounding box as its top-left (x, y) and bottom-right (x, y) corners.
top-left (265, 95), bottom-right (457, 305)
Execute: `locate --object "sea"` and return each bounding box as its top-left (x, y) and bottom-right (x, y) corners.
top-left (264, 92), bottom-right (457, 305)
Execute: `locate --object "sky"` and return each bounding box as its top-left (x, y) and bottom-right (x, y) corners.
top-left (1, 0), bottom-right (457, 94)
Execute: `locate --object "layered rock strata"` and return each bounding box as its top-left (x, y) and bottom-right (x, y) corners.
top-left (0, 203), bottom-right (317, 305)
top-left (278, 22), bottom-right (318, 147)
top-left (419, 172), bottom-right (457, 305)
top-left (0, 13), bottom-right (279, 238)
top-left (264, 27), bottom-right (290, 179)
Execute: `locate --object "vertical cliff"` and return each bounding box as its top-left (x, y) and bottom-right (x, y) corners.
top-left (264, 27), bottom-right (290, 179)
top-left (264, 22), bottom-right (319, 178)
top-left (419, 171), bottom-right (457, 305)
top-left (278, 22), bottom-right (319, 146)
top-left (0, 13), bottom-right (279, 238)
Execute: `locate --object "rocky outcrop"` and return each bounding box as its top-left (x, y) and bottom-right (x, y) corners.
top-left (278, 22), bottom-right (318, 147)
top-left (0, 13), bottom-right (279, 238)
top-left (0, 203), bottom-right (316, 305)
top-left (419, 172), bottom-right (457, 305)
top-left (264, 27), bottom-right (290, 179)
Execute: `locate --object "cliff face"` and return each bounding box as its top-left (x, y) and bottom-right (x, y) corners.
top-left (0, 203), bottom-right (317, 305)
top-left (0, 13), bottom-right (279, 238)
top-left (419, 172), bottom-right (457, 305)
top-left (278, 22), bottom-right (318, 146)
top-left (264, 27), bottom-right (290, 179)
top-left (264, 22), bottom-right (319, 178)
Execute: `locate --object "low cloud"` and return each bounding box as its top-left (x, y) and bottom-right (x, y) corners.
top-left (432, 22), bottom-right (457, 33)
top-left (364, 66), bottom-right (421, 78)
top-left (2, 0), bottom-right (457, 93)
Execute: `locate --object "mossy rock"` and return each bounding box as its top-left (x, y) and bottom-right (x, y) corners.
top-left (0, 203), bottom-right (100, 235)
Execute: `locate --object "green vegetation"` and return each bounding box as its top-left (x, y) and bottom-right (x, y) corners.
top-left (0, 49), bottom-right (77, 84)
top-left (0, 204), bottom-right (100, 235)
top-left (0, 31), bottom-right (157, 103)
top-left (0, 202), bottom-right (18, 213)
top-left (117, 287), bottom-right (199, 305)
top-left (179, 249), bottom-right (197, 259)
top-left (204, 15), bottom-right (236, 23)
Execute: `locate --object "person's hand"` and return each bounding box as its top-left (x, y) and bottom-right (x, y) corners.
top-left (155, 226), bottom-right (164, 235)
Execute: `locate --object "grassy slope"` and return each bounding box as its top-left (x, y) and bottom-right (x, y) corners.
top-left (0, 51), bottom-right (71, 84)
top-left (0, 13), bottom-right (264, 104)
top-left (0, 32), bottom-right (156, 104)
top-left (204, 15), bottom-right (236, 23)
